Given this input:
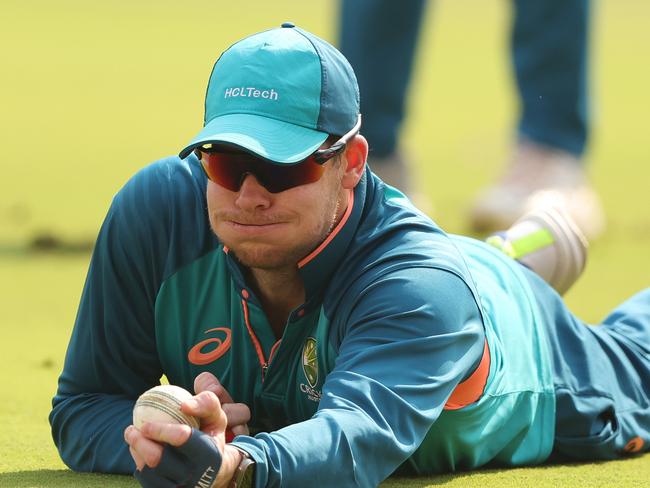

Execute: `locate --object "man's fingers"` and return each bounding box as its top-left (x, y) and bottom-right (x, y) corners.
top-left (194, 372), bottom-right (234, 403)
top-left (185, 381), bottom-right (250, 438)
top-left (129, 446), bottom-right (145, 471)
top-left (194, 371), bottom-right (219, 394)
top-left (124, 425), bottom-right (164, 468)
top-left (181, 391), bottom-right (228, 433)
top-left (222, 403), bottom-right (251, 430)
top-left (139, 421), bottom-right (193, 448)
top-left (231, 424), bottom-right (250, 437)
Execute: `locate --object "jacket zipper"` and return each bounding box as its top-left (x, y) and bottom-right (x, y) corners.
top-left (241, 297), bottom-right (281, 382)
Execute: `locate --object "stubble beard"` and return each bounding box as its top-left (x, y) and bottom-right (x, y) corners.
top-left (211, 188), bottom-right (344, 272)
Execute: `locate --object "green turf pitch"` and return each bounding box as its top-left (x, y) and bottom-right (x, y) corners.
top-left (1, 1), bottom-right (649, 486)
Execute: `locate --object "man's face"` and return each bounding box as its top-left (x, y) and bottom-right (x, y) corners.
top-left (206, 154), bottom-right (346, 271)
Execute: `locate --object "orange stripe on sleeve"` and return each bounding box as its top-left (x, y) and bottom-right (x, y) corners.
top-left (444, 339), bottom-right (490, 411)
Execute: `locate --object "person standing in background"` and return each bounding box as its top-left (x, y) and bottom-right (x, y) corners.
top-left (339, 0), bottom-right (605, 239)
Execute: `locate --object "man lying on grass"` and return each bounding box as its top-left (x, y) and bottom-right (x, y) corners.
top-left (50, 23), bottom-right (650, 488)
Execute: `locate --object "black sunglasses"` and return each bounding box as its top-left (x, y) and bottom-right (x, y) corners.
top-left (196, 115), bottom-right (362, 193)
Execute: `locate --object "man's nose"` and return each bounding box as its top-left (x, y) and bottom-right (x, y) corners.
top-left (235, 173), bottom-right (272, 210)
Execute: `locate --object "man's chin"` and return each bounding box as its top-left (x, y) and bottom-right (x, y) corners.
top-left (227, 244), bottom-right (301, 270)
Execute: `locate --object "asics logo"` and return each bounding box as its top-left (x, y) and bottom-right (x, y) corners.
top-left (188, 327), bottom-right (232, 365)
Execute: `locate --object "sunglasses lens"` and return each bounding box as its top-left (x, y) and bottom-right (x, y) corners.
top-left (264, 156), bottom-right (326, 192)
top-left (200, 152), bottom-right (247, 192)
top-left (200, 152), bottom-right (326, 193)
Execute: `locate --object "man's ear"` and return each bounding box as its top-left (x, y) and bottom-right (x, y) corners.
top-left (341, 134), bottom-right (368, 190)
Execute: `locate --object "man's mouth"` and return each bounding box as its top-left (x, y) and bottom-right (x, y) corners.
top-left (230, 220), bottom-right (284, 226)
top-left (226, 220), bottom-right (288, 234)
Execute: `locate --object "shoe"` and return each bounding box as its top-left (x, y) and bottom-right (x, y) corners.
top-left (469, 141), bottom-right (606, 240)
top-left (486, 201), bottom-right (588, 295)
top-left (368, 151), bottom-right (434, 216)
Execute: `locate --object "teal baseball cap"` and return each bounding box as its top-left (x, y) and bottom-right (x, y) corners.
top-left (178, 23), bottom-right (360, 163)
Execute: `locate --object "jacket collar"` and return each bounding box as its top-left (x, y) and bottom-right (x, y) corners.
top-left (224, 169), bottom-right (368, 304)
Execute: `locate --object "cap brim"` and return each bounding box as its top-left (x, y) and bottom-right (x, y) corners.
top-left (179, 113), bottom-right (328, 163)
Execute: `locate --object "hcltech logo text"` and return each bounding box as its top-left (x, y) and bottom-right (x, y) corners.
top-left (224, 87), bottom-right (279, 100)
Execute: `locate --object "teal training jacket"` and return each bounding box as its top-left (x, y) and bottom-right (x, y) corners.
top-left (50, 155), bottom-right (555, 487)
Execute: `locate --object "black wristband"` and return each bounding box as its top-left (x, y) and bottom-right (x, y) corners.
top-left (134, 428), bottom-right (223, 488)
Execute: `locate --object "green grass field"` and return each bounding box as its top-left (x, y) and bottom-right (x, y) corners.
top-left (1, 1), bottom-right (648, 486)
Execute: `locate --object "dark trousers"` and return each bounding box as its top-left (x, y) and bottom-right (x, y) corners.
top-left (339, 0), bottom-right (590, 159)
top-left (524, 268), bottom-right (650, 460)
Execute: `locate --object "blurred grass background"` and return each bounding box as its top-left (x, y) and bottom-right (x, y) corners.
top-left (0, 0), bottom-right (648, 486)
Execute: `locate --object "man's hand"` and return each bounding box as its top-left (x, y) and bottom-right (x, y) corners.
top-left (125, 388), bottom-right (245, 487)
top-left (193, 372), bottom-right (251, 439)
